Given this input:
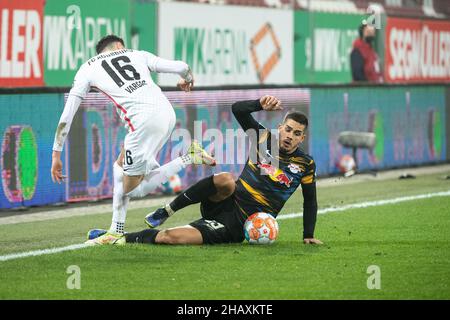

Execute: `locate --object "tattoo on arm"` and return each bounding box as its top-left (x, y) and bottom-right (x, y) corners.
top-left (55, 122), bottom-right (67, 147)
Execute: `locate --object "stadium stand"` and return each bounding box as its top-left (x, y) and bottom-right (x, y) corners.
top-left (353, 0), bottom-right (448, 18)
top-left (295, 0), bottom-right (359, 13)
top-left (432, 0), bottom-right (450, 16)
top-left (227, 0), bottom-right (268, 7)
top-left (168, 0), bottom-right (449, 18)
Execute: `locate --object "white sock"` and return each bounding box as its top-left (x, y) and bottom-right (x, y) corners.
top-left (126, 157), bottom-right (188, 199)
top-left (110, 162), bottom-right (129, 234)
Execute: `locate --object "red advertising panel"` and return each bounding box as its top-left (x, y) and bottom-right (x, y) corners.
top-left (0, 0), bottom-right (45, 87)
top-left (385, 17), bottom-right (450, 83)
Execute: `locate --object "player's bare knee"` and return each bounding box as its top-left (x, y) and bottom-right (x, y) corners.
top-left (116, 158), bottom-right (124, 168)
top-left (116, 149), bottom-right (125, 167)
top-left (124, 175), bottom-right (144, 195)
top-left (157, 230), bottom-right (179, 244)
top-left (213, 173), bottom-right (235, 197)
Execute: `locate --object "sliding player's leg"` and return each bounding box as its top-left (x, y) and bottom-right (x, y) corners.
top-left (87, 225), bottom-right (202, 246)
top-left (124, 220), bottom-right (230, 245)
top-left (89, 189), bottom-right (245, 246)
top-left (145, 172), bottom-right (236, 228)
top-left (124, 226), bottom-right (203, 245)
top-left (92, 208), bottom-right (244, 246)
top-left (91, 220), bottom-right (233, 246)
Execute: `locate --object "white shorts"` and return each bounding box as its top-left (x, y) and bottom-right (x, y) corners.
top-left (122, 103), bottom-right (176, 176)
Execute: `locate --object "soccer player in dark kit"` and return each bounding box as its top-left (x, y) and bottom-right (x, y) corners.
top-left (90, 95), bottom-right (322, 246)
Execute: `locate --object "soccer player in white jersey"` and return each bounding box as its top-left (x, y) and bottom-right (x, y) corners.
top-left (50, 35), bottom-right (215, 242)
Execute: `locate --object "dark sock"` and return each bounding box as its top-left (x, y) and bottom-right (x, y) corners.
top-left (169, 175), bottom-right (218, 212)
top-left (125, 229), bottom-right (160, 244)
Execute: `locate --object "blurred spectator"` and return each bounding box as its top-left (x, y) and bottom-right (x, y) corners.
top-left (350, 22), bottom-right (383, 83)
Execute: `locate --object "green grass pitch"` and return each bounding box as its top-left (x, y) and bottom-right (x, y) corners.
top-left (0, 172), bottom-right (449, 299)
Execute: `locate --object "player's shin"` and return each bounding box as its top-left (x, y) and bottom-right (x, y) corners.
top-left (110, 162), bottom-right (129, 234)
top-left (124, 229), bottom-right (160, 244)
top-left (169, 175), bottom-right (218, 212)
top-left (145, 175), bottom-right (219, 228)
top-left (126, 156), bottom-right (190, 199)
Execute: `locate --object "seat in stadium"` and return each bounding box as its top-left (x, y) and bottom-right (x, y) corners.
top-left (226, 0), bottom-right (268, 7)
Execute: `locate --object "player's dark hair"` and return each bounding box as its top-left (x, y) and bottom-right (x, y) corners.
top-left (96, 35), bottom-right (124, 54)
top-left (283, 112), bottom-right (308, 130)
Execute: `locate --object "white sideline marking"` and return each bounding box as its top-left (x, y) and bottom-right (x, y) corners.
top-left (278, 190), bottom-right (450, 220)
top-left (1, 190), bottom-right (449, 262)
top-left (0, 243), bottom-right (90, 262)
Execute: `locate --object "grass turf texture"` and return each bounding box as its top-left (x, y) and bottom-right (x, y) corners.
top-left (0, 172), bottom-right (449, 299)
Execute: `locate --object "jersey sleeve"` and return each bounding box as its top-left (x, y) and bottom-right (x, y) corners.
top-left (301, 157), bottom-right (318, 239)
top-left (69, 64), bottom-right (91, 99)
top-left (300, 158), bottom-right (316, 185)
top-left (142, 51), bottom-right (192, 81)
top-left (231, 99), bottom-right (265, 132)
top-left (301, 181), bottom-right (317, 239)
top-left (143, 51), bottom-right (160, 72)
top-left (52, 66), bottom-right (89, 152)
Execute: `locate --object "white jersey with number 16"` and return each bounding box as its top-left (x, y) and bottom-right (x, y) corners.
top-left (52, 49), bottom-right (191, 152)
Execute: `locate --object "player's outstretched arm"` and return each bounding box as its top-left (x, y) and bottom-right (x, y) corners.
top-left (158, 59), bottom-right (193, 92)
top-left (231, 95), bottom-right (282, 132)
top-left (51, 66), bottom-right (90, 184)
top-left (51, 94), bottom-right (83, 184)
top-left (177, 76), bottom-right (194, 92)
top-left (259, 95), bottom-right (283, 111)
top-left (301, 164), bottom-right (322, 245)
top-left (51, 151), bottom-right (65, 184)
top-left (231, 99), bottom-right (263, 132)
top-left (146, 52), bottom-right (194, 92)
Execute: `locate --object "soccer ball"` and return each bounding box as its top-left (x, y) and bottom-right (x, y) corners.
top-left (244, 212), bottom-right (279, 245)
top-left (337, 154), bottom-right (356, 176)
top-left (162, 174), bottom-right (182, 194)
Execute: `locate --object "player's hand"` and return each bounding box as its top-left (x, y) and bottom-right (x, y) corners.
top-left (178, 78), bottom-right (194, 92)
top-left (260, 95), bottom-right (282, 111)
top-left (303, 238), bottom-right (323, 245)
top-left (51, 151), bottom-right (66, 184)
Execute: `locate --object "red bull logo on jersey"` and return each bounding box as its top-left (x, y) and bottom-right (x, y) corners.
top-left (288, 163), bottom-right (301, 174)
top-left (258, 162), bottom-right (293, 187)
